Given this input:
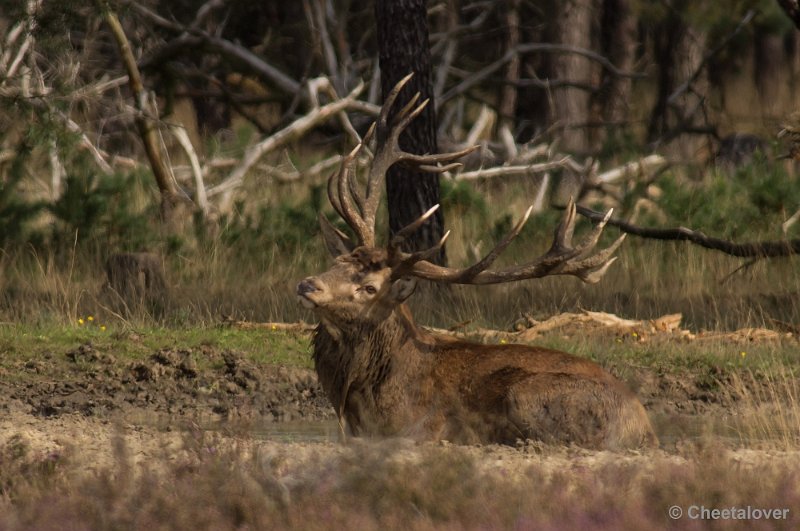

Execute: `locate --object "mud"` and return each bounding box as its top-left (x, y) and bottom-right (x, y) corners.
top-left (1, 342), bottom-right (332, 423)
top-left (0, 337), bottom-right (784, 430)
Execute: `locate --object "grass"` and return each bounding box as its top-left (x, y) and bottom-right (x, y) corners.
top-left (0, 323), bottom-right (313, 377)
top-left (1, 432), bottom-right (799, 530)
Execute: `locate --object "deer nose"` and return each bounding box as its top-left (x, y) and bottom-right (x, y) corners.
top-left (296, 278), bottom-right (321, 296)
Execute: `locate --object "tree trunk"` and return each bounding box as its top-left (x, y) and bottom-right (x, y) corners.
top-left (375, 0), bottom-right (446, 265)
top-left (647, 7), bottom-right (708, 161)
top-left (499, 0), bottom-right (521, 130)
top-left (599, 0), bottom-right (637, 146)
top-left (755, 29), bottom-right (784, 118)
top-left (551, 0), bottom-right (594, 154)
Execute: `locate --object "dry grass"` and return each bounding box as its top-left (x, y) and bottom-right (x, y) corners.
top-left (1, 429), bottom-right (799, 531)
top-left (1, 225), bottom-right (798, 333)
top-left (726, 367), bottom-right (800, 449)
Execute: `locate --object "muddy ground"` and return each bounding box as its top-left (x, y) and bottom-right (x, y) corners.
top-left (0, 336), bottom-right (760, 429)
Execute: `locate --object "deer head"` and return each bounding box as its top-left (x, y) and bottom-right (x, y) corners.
top-left (297, 74), bottom-right (625, 334)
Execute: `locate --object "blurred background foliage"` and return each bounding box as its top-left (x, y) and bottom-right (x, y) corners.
top-left (0, 0), bottom-right (799, 328)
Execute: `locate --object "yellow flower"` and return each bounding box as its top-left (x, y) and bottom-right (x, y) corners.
top-left (271, 325), bottom-right (277, 331)
top-left (78, 318), bottom-right (84, 325)
top-left (499, 339), bottom-right (507, 344)
top-left (632, 332), bottom-right (638, 338)
top-left (87, 316), bottom-right (94, 322)
top-left (740, 351), bottom-right (747, 358)
top-left (100, 325), bottom-right (107, 332)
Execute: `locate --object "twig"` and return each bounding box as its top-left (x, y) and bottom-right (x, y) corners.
top-left (311, 0), bottom-right (342, 93)
top-left (782, 208), bottom-right (800, 235)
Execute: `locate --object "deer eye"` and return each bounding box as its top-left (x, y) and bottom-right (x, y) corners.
top-left (363, 285), bottom-right (377, 295)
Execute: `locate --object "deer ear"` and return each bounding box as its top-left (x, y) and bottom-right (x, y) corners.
top-left (319, 213), bottom-right (356, 257)
top-left (389, 276), bottom-right (417, 303)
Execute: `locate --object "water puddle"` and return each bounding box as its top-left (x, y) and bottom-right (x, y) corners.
top-left (129, 412), bottom-right (796, 447)
top-left (249, 419), bottom-right (341, 443)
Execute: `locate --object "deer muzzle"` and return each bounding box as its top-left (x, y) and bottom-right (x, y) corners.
top-left (296, 278), bottom-right (322, 308)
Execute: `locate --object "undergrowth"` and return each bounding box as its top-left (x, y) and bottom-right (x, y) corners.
top-left (1, 433), bottom-right (799, 530)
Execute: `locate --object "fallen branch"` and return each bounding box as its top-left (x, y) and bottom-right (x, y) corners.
top-left (592, 154), bottom-right (668, 184)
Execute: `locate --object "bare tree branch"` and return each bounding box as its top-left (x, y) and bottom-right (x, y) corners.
top-left (454, 157), bottom-right (582, 181)
top-left (208, 81), bottom-right (367, 210)
top-left (100, 1), bottom-right (189, 223)
top-left (131, 3), bottom-right (302, 96)
top-left (440, 42), bottom-right (643, 105)
top-left (575, 204), bottom-right (800, 258)
top-left (169, 124), bottom-right (209, 214)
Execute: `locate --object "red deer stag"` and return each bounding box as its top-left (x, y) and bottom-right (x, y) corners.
top-left (297, 74), bottom-right (657, 449)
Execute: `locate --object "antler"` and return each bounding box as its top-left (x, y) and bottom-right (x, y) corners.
top-left (391, 198), bottom-right (626, 285)
top-left (327, 73), bottom-right (479, 247)
top-left (325, 74), bottom-right (624, 285)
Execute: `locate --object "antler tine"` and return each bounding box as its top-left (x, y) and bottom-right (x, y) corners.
top-left (319, 212), bottom-right (356, 255)
top-left (392, 231), bottom-right (451, 279)
top-left (404, 202), bottom-right (624, 285)
top-left (419, 162), bottom-right (463, 173)
top-left (437, 205), bottom-right (534, 283)
top-left (335, 143), bottom-right (373, 245)
top-left (327, 170), bottom-right (346, 221)
top-left (347, 159), bottom-right (365, 216)
top-left (390, 204), bottom-right (441, 250)
top-left (360, 75), bottom-right (413, 229)
top-left (379, 72), bottom-right (415, 131)
top-left (392, 92), bottom-right (422, 128)
top-left (551, 198), bottom-right (578, 254)
top-left (392, 96), bottom-right (428, 138)
top-left (570, 207), bottom-right (614, 261)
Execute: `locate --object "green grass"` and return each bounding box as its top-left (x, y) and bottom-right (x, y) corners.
top-left (0, 323), bottom-right (313, 375)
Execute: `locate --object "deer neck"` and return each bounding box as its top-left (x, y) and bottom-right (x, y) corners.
top-left (311, 304), bottom-right (431, 414)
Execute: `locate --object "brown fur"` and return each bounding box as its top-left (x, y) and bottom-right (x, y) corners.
top-left (298, 248), bottom-right (658, 450)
